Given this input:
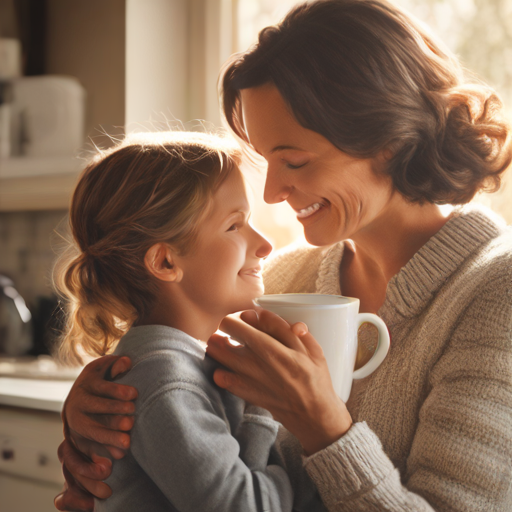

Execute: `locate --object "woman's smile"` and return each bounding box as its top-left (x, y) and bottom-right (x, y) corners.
top-left (294, 201), bottom-right (327, 220)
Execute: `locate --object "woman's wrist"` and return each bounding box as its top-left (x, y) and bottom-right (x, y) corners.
top-left (291, 397), bottom-right (353, 456)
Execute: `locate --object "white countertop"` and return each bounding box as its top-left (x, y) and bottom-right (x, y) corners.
top-left (0, 357), bottom-right (80, 413)
top-left (0, 377), bottom-right (74, 412)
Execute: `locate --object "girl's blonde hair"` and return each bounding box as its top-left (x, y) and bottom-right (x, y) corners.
top-left (54, 131), bottom-right (241, 365)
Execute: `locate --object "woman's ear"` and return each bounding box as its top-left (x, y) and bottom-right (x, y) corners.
top-left (144, 243), bottom-right (183, 283)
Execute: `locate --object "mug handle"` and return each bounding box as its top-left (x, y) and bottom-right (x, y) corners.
top-left (352, 313), bottom-right (390, 380)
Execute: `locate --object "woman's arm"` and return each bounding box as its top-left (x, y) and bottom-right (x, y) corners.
top-left (208, 304), bottom-right (512, 511)
top-left (55, 355), bottom-right (138, 511)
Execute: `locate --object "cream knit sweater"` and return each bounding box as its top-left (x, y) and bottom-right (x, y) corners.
top-left (262, 206), bottom-right (512, 512)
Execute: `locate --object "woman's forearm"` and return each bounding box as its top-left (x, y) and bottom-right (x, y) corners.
top-left (303, 422), bottom-right (435, 512)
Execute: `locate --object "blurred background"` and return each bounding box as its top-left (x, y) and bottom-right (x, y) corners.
top-left (0, 1), bottom-right (511, 510)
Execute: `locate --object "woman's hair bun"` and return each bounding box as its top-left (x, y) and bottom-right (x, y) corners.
top-left (394, 84), bottom-right (511, 204)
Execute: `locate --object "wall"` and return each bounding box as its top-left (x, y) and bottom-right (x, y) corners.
top-left (45, 0), bottom-right (125, 148)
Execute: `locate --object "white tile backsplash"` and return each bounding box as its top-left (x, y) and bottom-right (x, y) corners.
top-left (0, 210), bottom-right (68, 306)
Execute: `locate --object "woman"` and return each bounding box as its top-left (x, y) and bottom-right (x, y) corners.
top-left (55, 1), bottom-right (512, 511)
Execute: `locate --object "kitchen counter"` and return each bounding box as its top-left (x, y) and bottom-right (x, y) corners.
top-left (0, 356), bottom-right (81, 412)
top-left (0, 377), bottom-right (74, 412)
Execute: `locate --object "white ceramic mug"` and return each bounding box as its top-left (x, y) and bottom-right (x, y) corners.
top-left (255, 294), bottom-right (390, 402)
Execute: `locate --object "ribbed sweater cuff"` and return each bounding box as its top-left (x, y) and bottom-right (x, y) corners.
top-left (303, 422), bottom-right (396, 508)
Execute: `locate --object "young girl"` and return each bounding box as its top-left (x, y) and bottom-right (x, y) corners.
top-left (55, 131), bottom-right (325, 512)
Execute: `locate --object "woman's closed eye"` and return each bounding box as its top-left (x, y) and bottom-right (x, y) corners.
top-left (283, 159), bottom-right (308, 170)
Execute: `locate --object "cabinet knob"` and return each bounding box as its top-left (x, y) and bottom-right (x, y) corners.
top-left (38, 453), bottom-right (49, 466)
top-left (1, 449), bottom-right (14, 460)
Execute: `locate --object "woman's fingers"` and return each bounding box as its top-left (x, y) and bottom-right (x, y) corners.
top-left (86, 377), bottom-right (137, 402)
top-left (212, 369), bottom-right (282, 416)
top-left (207, 334), bottom-right (263, 379)
top-left (104, 445), bottom-right (129, 460)
top-left (290, 321), bottom-right (308, 337)
top-left (292, 327), bottom-right (325, 360)
top-left (58, 438), bottom-right (111, 481)
top-left (69, 472), bottom-right (112, 500)
top-left (62, 355), bottom-right (137, 443)
top-left (68, 417), bottom-right (131, 450)
top-left (63, 463), bottom-right (112, 500)
top-left (109, 356), bottom-right (133, 379)
top-left (242, 309), bottom-right (325, 361)
top-left (90, 413), bottom-right (135, 432)
top-left (65, 396), bottom-right (135, 442)
top-left (222, 310), bottom-right (308, 355)
top-left (55, 481), bottom-right (95, 512)
top-left (81, 356), bottom-right (137, 401)
top-left (70, 395), bottom-right (135, 417)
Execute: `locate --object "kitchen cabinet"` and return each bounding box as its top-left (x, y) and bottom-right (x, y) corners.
top-left (0, 372), bottom-right (74, 512)
top-left (0, 406), bottom-right (65, 512)
top-left (0, 156), bottom-right (82, 211)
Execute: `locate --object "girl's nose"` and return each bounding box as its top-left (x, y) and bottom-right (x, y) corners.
top-left (263, 164), bottom-right (292, 204)
top-left (253, 229), bottom-right (273, 259)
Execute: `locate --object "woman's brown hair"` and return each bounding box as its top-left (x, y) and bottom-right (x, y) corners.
top-left (221, 0), bottom-right (511, 204)
top-left (54, 131), bottom-right (241, 365)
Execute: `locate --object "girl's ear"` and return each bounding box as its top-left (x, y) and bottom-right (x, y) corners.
top-left (144, 243), bottom-right (183, 283)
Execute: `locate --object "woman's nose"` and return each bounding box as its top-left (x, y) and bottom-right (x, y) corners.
top-left (263, 164), bottom-right (292, 204)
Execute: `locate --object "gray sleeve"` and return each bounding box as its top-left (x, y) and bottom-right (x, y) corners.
top-left (131, 384), bottom-right (293, 512)
top-left (272, 426), bottom-right (328, 512)
top-left (236, 405), bottom-right (281, 472)
top-left (237, 407), bottom-right (327, 511)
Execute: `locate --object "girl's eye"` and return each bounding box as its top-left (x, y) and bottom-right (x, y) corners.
top-left (227, 224), bottom-right (239, 232)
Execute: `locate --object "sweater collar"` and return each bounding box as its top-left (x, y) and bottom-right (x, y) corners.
top-left (314, 205), bottom-right (506, 320)
top-left (381, 205), bottom-right (505, 321)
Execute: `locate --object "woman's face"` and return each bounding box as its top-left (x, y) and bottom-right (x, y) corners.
top-left (240, 83), bottom-right (396, 246)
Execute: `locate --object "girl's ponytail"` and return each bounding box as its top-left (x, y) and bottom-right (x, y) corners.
top-left (55, 245), bottom-right (136, 365)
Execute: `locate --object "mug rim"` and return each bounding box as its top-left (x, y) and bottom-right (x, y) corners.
top-left (255, 293), bottom-right (359, 309)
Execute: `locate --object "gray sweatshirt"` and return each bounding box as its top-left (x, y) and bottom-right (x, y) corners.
top-left (94, 325), bottom-right (325, 512)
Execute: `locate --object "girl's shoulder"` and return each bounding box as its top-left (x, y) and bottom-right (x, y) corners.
top-left (113, 325), bottom-right (213, 406)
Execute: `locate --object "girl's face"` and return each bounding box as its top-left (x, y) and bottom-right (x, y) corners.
top-left (176, 168), bottom-right (272, 316)
top-left (240, 83), bottom-right (396, 247)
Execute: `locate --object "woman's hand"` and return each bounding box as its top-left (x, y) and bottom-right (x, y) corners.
top-left (55, 438), bottom-right (111, 511)
top-left (56, 355), bottom-right (138, 511)
top-left (206, 309), bottom-right (352, 455)
top-left (63, 355), bottom-right (137, 454)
